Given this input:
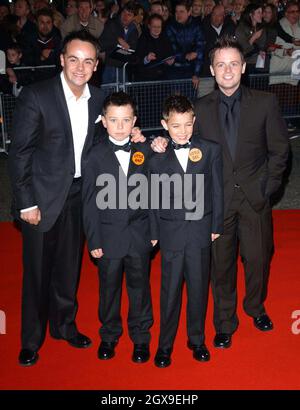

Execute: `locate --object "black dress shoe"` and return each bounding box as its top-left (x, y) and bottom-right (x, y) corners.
top-left (253, 314), bottom-right (273, 331)
top-left (67, 332), bottom-right (92, 348)
top-left (132, 344), bottom-right (150, 363)
top-left (154, 348), bottom-right (172, 368)
top-left (98, 341), bottom-right (117, 360)
top-left (187, 341), bottom-right (210, 362)
top-left (213, 333), bottom-right (232, 348)
top-left (18, 349), bottom-right (39, 367)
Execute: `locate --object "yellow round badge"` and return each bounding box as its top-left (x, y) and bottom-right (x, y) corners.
top-left (132, 151), bottom-right (145, 165)
top-left (189, 148), bottom-right (202, 162)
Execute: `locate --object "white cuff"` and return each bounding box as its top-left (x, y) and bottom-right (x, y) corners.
top-left (20, 206), bottom-right (38, 213)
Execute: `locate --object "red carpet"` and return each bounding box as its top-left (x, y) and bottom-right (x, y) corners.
top-left (0, 210), bottom-right (299, 390)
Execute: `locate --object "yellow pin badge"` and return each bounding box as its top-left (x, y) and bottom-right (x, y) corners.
top-left (132, 151), bottom-right (145, 165)
top-left (189, 148), bottom-right (202, 162)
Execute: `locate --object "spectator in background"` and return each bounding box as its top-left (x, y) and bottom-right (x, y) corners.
top-left (191, 0), bottom-right (203, 24)
top-left (29, 8), bottom-right (61, 68)
top-left (166, 0), bottom-right (205, 89)
top-left (134, 3), bottom-right (146, 37)
top-left (162, 1), bottom-right (171, 24)
top-left (99, 1), bottom-right (139, 83)
top-left (0, 1), bottom-right (10, 22)
top-left (61, 0), bottom-right (104, 39)
top-left (13, 0), bottom-right (37, 63)
top-left (230, 0), bottom-right (247, 27)
top-left (199, 4), bottom-right (236, 96)
top-left (65, 0), bottom-right (78, 18)
top-left (149, 1), bottom-right (164, 17)
top-left (270, 1), bottom-right (300, 85)
top-left (235, 3), bottom-right (268, 73)
top-left (32, 0), bottom-right (65, 30)
top-left (202, 0), bottom-right (215, 20)
top-left (134, 13), bottom-right (174, 80)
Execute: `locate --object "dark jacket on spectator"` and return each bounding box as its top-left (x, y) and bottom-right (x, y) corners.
top-left (166, 16), bottom-right (205, 77)
top-left (134, 28), bottom-right (174, 80)
top-left (99, 16), bottom-right (139, 68)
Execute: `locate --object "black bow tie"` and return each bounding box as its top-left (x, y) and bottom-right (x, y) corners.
top-left (110, 140), bottom-right (131, 152)
top-left (172, 141), bottom-right (191, 150)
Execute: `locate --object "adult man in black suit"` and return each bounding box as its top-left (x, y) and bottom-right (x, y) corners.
top-left (8, 30), bottom-right (105, 366)
top-left (152, 36), bottom-right (289, 348)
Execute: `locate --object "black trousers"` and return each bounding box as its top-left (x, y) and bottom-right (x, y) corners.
top-left (211, 186), bottom-right (274, 334)
top-left (158, 245), bottom-right (211, 351)
top-left (98, 252), bottom-right (153, 344)
top-left (21, 179), bottom-right (84, 351)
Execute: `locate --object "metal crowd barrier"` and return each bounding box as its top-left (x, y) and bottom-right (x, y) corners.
top-left (1, 72), bottom-right (300, 154)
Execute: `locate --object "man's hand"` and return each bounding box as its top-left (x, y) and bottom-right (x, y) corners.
top-left (131, 127), bottom-right (146, 143)
top-left (151, 136), bottom-right (169, 152)
top-left (91, 248), bottom-right (104, 258)
top-left (151, 240), bottom-right (158, 247)
top-left (211, 233), bottom-right (220, 242)
top-left (20, 208), bottom-right (41, 225)
top-left (41, 49), bottom-right (52, 60)
top-left (165, 57), bottom-right (175, 65)
top-left (192, 75), bottom-right (200, 89)
top-left (118, 38), bottom-right (130, 50)
top-left (147, 52), bottom-right (156, 61)
top-left (185, 52), bottom-right (197, 61)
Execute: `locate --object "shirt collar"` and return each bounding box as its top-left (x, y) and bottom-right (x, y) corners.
top-left (109, 136), bottom-right (130, 146)
top-left (219, 86), bottom-right (241, 104)
top-left (60, 71), bottom-right (91, 102)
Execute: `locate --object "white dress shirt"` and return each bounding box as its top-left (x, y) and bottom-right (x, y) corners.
top-left (109, 136), bottom-right (131, 176)
top-left (21, 72), bottom-right (90, 213)
top-left (173, 145), bottom-right (190, 173)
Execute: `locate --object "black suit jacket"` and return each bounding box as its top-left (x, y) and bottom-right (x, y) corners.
top-left (149, 137), bottom-right (224, 251)
top-left (193, 86), bottom-right (289, 215)
top-left (8, 75), bottom-right (105, 232)
top-left (82, 139), bottom-right (154, 258)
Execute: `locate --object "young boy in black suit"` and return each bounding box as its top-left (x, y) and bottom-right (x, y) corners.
top-left (82, 92), bottom-right (156, 363)
top-left (150, 95), bottom-right (224, 367)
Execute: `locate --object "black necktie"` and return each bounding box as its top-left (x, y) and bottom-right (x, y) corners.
top-left (172, 141), bottom-right (191, 150)
top-left (110, 140), bottom-right (131, 152)
top-left (222, 99), bottom-right (237, 159)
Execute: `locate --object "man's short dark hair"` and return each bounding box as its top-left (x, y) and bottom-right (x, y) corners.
top-left (175, 0), bottom-right (192, 11)
top-left (36, 8), bottom-right (54, 22)
top-left (123, 1), bottom-right (138, 16)
top-left (209, 35), bottom-right (245, 66)
top-left (162, 95), bottom-right (194, 120)
top-left (102, 91), bottom-right (137, 116)
top-left (148, 13), bottom-right (164, 25)
top-left (61, 30), bottom-right (100, 59)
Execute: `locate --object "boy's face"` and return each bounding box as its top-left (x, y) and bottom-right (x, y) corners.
top-left (7, 49), bottom-right (22, 65)
top-left (102, 104), bottom-right (137, 141)
top-left (161, 111), bottom-right (195, 145)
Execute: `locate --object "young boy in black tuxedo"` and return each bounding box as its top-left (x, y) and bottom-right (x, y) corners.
top-left (82, 92), bottom-right (156, 363)
top-left (150, 95), bottom-right (224, 367)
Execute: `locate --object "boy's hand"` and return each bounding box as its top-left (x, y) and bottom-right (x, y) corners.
top-left (211, 233), bottom-right (220, 242)
top-left (151, 136), bottom-right (169, 152)
top-left (151, 240), bottom-right (158, 247)
top-left (91, 248), bottom-right (104, 258)
top-left (131, 127), bottom-right (146, 143)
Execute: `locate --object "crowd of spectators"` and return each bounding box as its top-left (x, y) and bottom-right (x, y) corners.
top-left (1, 0), bottom-right (300, 96)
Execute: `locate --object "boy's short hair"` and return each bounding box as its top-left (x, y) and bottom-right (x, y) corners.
top-left (102, 91), bottom-right (137, 116)
top-left (209, 35), bottom-right (244, 66)
top-left (162, 95), bottom-right (194, 120)
top-left (7, 43), bottom-right (22, 54)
